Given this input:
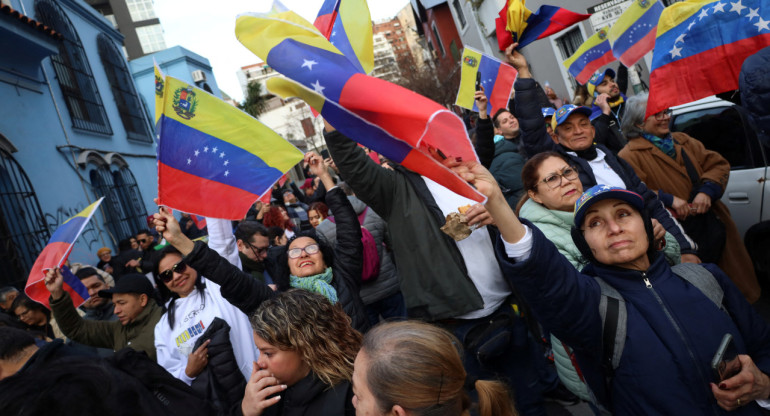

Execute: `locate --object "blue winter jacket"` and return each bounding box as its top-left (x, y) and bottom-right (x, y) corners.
top-left (496, 221), bottom-right (770, 415)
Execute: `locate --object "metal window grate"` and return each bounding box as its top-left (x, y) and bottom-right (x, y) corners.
top-left (35, 0), bottom-right (112, 135)
top-left (0, 149), bottom-right (50, 288)
top-left (97, 34), bottom-right (153, 143)
top-left (112, 167), bottom-right (148, 235)
top-left (90, 166), bottom-right (147, 243)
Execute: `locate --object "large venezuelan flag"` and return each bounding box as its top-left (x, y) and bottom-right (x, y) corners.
top-left (647, 0), bottom-right (770, 117)
top-left (236, 7), bottom-right (485, 203)
top-left (455, 47), bottom-right (518, 115)
top-left (564, 27), bottom-right (615, 84)
top-left (496, 0), bottom-right (590, 50)
top-left (156, 75), bottom-right (303, 219)
top-left (25, 198), bottom-right (103, 308)
top-left (608, 0), bottom-right (665, 67)
top-left (313, 0), bottom-right (373, 74)
top-left (154, 61), bottom-right (165, 126)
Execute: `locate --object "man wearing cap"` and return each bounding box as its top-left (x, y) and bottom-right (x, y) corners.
top-left (45, 269), bottom-right (162, 360)
top-left (586, 66), bottom-right (629, 154)
top-left (473, 90), bottom-right (526, 208)
top-left (505, 45), bottom-right (699, 264)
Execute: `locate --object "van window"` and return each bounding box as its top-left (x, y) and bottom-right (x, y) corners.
top-left (671, 106), bottom-right (752, 169)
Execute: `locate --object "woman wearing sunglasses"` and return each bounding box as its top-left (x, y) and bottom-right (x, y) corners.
top-left (152, 244), bottom-right (259, 409)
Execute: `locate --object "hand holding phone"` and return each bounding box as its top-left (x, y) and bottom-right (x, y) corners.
top-left (712, 334), bottom-right (742, 384)
top-left (475, 72), bottom-right (482, 92)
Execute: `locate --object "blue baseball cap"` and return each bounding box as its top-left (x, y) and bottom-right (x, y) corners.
top-left (541, 107), bottom-right (556, 119)
top-left (587, 68), bottom-right (616, 96)
top-left (574, 185), bottom-right (645, 228)
top-left (551, 105), bottom-right (592, 131)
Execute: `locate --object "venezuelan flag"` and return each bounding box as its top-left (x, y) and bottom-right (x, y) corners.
top-left (313, 0), bottom-right (373, 74)
top-left (236, 6), bottom-right (485, 203)
top-left (153, 61), bottom-right (165, 126)
top-left (496, 0), bottom-right (590, 50)
top-left (156, 75), bottom-right (303, 220)
top-left (25, 198), bottom-right (103, 308)
top-left (455, 46), bottom-right (517, 115)
top-left (647, 0), bottom-right (770, 117)
top-left (609, 0), bottom-right (665, 67)
top-left (564, 27), bottom-right (615, 84)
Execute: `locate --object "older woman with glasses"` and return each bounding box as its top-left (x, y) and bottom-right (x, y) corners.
top-left (151, 151), bottom-right (369, 334)
top-left (619, 93), bottom-right (760, 304)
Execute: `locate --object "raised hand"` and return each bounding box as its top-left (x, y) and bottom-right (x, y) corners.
top-left (153, 198), bottom-right (195, 255)
top-left (474, 87), bottom-right (488, 118)
top-left (241, 362), bottom-right (288, 416)
top-left (44, 268), bottom-right (65, 301)
top-left (185, 339), bottom-right (210, 378)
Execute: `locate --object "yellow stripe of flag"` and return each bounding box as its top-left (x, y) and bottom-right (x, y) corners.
top-left (456, 48), bottom-right (483, 110)
top-left (656, 0), bottom-right (715, 38)
top-left (563, 26), bottom-right (610, 69)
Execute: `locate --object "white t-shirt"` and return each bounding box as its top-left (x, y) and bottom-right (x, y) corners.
top-left (154, 277), bottom-right (259, 385)
top-left (422, 177), bottom-right (511, 319)
top-left (568, 148), bottom-right (625, 189)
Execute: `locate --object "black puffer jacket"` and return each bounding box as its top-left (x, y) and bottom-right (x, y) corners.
top-left (233, 372), bottom-right (354, 416)
top-left (184, 187), bottom-right (369, 333)
top-left (191, 318), bottom-right (246, 414)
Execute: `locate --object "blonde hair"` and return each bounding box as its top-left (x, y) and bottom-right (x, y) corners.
top-left (249, 289), bottom-right (361, 387)
top-left (361, 321), bottom-right (517, 416)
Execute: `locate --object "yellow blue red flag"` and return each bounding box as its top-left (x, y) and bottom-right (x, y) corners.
top-left (496, 0), bottom-right (590, 50)
top-left (153, 60), bottom-right (165, 126)
top-left (608, 0), bottom-right (665, 67)
top-left (313, 0), bottom-right (373, 74)
top-left (235, 6), bottom-right (485, 203)
top-left (25, 198), bottom-right (103, 308)
top-left (563, 27), bottom-right (615, 84)
top-left (647, 0), bottom-right (770, 117)
top-left (156, 75), bottom-right (303, 219)
top-left (456, 47), bottom-right (517, 115)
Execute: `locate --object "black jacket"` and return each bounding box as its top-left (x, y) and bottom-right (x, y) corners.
top-left (235, 373), bottom-right (354, 416)
top-left (192, 318), bottom-right (247, 414)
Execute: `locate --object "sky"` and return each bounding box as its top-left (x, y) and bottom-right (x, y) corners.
top-left (154, 0), bottom-right (411, 102)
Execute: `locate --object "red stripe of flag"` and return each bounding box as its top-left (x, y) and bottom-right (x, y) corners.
top-left (574, 49), bottom-right (616, 84)
top-left (617, 29), bottom-right (656, 68)
top-left (489, 64), bottom-right (517, 114)
top-left (25, 243), bottom-right (86, 308)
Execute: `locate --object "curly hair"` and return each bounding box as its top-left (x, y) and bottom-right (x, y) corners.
top-left (249, 289), bottom-right (361, 387)
top-left (308, 202), bottom-right (329, 220)
top-left (262, 206), bottom-right (294, 231)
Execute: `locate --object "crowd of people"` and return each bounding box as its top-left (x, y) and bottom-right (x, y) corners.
top-left (0, 42), bottom-right (768, 416)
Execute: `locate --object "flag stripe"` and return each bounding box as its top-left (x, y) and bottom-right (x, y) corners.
top-left (328, 11), bottom-right (366, 73)
top-left (158, 162), bottom-right (261, 219)
top-left (616, 28), bottom-right (657, 67)
top-left (48, 216), bottom-right (87, 244)
top-left (490, 65), bottom-right (515, 114)
top-left (477, 55), bottom-right (502, 112)
top-left (158, 116), bottom-right (283, 195)
top-left (647, 32), bottom-right (770, 116)
top-left (456, 48), bottom-right (483, 112)
top-left (610, 1), bottom-right (664, 57)
top-left (519, 6), bottom-right (590, 46)
top-left (656, 1), bottom-right (713, 38)
top-left (61, 266), bottom-right (89, 303)
top-left (575, 50), bottom-right (616, 84)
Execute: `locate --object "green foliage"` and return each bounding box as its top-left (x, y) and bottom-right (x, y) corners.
top-left (239, 82), bottom-right (269, 118)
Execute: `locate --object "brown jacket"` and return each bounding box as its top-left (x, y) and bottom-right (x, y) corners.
top-left (619, 132), bottom-right (760, 303)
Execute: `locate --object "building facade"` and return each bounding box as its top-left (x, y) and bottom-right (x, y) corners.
top-left (373, 16), bottom-right (416, 76)
top-left (411, 0), bottom-right (464, 81)
top-left (371, 32), bottom-right (401, 82)
top-left (85, 0), bottom-right (166, 60)
top-left (0, 0), bottom-right (157, 288)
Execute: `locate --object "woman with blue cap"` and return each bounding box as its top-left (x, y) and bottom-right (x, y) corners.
top-left (448, 158), bottom-right (770, 415)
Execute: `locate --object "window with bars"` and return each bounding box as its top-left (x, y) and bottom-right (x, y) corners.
top-left (555, 28), bottom-right (585, 61)
top-left (35, 0), bottom-right (112, 135)
top-left (0, 149), bottom-right (50, 288)
top-left (452, 0), bottom-right (466, 29)
top-left (97, 34), bottom-right (153, 143)
top-left (126, 0), bottom-right (157, 22)
top-left (431, 22), bottom-right (445, 57)
top-left (90, 166), bottom-right (147, 242)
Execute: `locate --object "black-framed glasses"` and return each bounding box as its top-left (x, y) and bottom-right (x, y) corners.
top-left (654, 109), bottom-right (673, 121)
top-left (137, 238), bottom-right (148, 244)
top-left (538, 166), bottom-right (579, 189)
top-left (287, 244), bottom-right (320, 259)
top-left (247, 241), bottom-right (269, 258)
top-left (159, 260), bottom-right (188, 283)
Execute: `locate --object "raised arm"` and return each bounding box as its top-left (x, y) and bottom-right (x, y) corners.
top-left (474, 88), bottom-right (496, 169)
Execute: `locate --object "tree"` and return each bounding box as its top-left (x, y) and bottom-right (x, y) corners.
top-left (238, 82), bottom-right (269, 118)
top-left (394, 63), bottom-right (461, 108)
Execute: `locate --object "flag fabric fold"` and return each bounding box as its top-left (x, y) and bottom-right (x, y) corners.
top-left (156, 74), bottom-right (303, 220)
top-left (313, 0), bottom-right (373, 74)
top-left (236, 7), bottom-right (486, 203)
top-left (647, 0), bottom-right (770, 117)
top-left (564, 27), bottom-right (615, 84)
top-left (496, 0), bottom-right (591, 50)
top-left (455, 47), bottom-right (518, 115)
top-left (608, 0), bottom-right (665, 67)
top-left (153, 60), bottom-right (165, 126)
top-left (25, 198), bottom-right (103, 308)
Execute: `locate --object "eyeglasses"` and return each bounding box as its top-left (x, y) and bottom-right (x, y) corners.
top-left (287, 244), bottom-right (320, 259)
top-left (538, 166), bottom-right (579, 189)
top-left (159, 260), bottom-right (188, 283)
top-left (137, 239), bottom-right (148, 244)
top-left (654, 109), bottom-right (673, 121)
top-left (247, 241), bottom-right (269, 257)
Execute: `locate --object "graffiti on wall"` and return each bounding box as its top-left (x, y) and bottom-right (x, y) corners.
top-left (43, 204), bottom-right (106, 259)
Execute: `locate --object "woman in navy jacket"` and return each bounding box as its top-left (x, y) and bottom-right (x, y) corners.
top-left (449, 159), bottom-right (770, 415)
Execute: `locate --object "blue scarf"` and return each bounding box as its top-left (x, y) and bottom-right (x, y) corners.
top-left (289, 267), bottom-right (338, 304)
top-left (641, 132), bottom-right (676, 159)
top-left (493, 134), bottom-right (505, 144)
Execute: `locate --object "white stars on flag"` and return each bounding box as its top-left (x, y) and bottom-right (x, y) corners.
top-left (203, 146), bottom-right (209, 152)
top-left (698, 8), bottom-right (709, 20)
top-left (756, 17), bottom-right (770, 31)
top-left (224, 160), bottom-right (230, 166)
top-left (220, 151), bottom-right (225, 158)
top-left (312, 80), bottom-right (325, 95)
top-left (301, 59), bottom-right (318, 70)
top-left (212, 146), bottom-right (218, 153)
top-left (675, 33), bottom-right (686, 44)
top-left (730, 0), bottom-right (746, 15)
top-left (224, 170), bottom-right (230, 177)
top-left (712, 2), bottom-right (726, 13)
top-left (669, 45), bottom-right (683, 58)
top-left (747, 8), bottom-right (760, 20)
top-left (187, 158), bottom-right (192, 165)
top-left (194, 149), bottom-right (200, 157)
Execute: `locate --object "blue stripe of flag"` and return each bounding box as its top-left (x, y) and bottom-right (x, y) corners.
top-left (475, 56), bottom-right (501, 113)
top-left (568, 40), bottom-right (611, 76)
top-left (329, 13), bottom-right (366, 73)
top-left (61, 265), bottom-right (90, 301)
top-left (158, 116), bottom-right (282, 195)
top-left (49, 216), bottom-right (87, 244)
top-left (317, 0), bottom-right (338, 16)
top-left (611, 2), bottom-right (664, 57)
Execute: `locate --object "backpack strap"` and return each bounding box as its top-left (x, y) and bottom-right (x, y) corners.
top-left (671, 263), bottom-right (726, 313)
top-left (595, 277), bottom-right (627, 373)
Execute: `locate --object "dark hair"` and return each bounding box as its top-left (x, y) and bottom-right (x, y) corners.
top-left (308, 202), bottom-right (329, 219)
top-left (135, 229), bottom-right (152, 237)
top-left (234, 221), bottom-right (269, 244)
top-left (571, 206), bottom-right (658, 266)
top-left (492, 108), bottom-right (512, 128)
top-left (10, 296), bottom-right (49, 320)
top-left (75, 267), bottom-right (103, 283)
top-left (117, 238), bottom-right (133, 252)
top-left (267, 226), bottom-right (285, 246)
top-left (515, 151), bottom-right (572, 214)
top-left (153, 246), bottom-right (205, 329)
top-left (0, 327), bottom-right (35, 360)
top-left (269, 232), bottom-right (334, 290)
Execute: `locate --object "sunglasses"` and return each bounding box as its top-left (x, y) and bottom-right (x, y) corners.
top-left (287, 244), bottom-right (320, 259)
top-left (137, 239), bottom-right (148, 243)
top-left (159, 260), bottom-right (187, 283)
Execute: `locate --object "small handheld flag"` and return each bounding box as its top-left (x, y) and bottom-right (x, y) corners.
top-left (496, 0), bottom-right (591, 50)
top-left (25, 198), bottom-right (103, 308)
top-left (608, 0), bottom-right (664, 67)
top-left (456, 47), bottom-right (517, 115)
top-left (563, 27), bottom-right (615, 84)
top-left (313, 0), bottom-right (373, 74)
